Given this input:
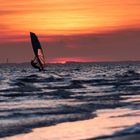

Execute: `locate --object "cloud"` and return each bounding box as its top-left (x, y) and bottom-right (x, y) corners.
top-left (0, 0), bottom-right (140, 35)
top-left (43, 28), bottom-right (140, 61)
top-left (0, 10), bottom-right (17, 15)
top-left (0, 28), bottom-right (140, 63)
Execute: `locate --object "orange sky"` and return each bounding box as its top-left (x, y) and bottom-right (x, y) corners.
top-left (0, 0), bottom-right (140, 63)
top-left (0, 0), bottom-right (140, 35)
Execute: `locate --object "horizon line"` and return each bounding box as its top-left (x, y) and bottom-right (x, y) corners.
top-left (0, 60), bottom-right (140, 65)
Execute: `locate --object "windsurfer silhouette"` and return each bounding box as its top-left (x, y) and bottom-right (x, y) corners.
top-left (31, 57), bottom-right (44, 71)
top-left (30, 32), bottom-right (45, 71)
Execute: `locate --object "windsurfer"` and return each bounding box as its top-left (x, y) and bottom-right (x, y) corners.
top-left (31, 57), bottom-right (43, 71)
top-left (30, 32), bottom-right (45, 71)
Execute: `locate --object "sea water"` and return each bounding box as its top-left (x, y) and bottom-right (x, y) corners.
top-left (0, 62), bottom-right (140, 139)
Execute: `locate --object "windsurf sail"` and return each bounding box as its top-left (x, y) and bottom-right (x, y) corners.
top-left (30, 32), bottom-right (45, 70)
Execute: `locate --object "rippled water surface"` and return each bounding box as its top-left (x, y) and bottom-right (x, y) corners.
top-left (0, 62), bottom-right (140, 139)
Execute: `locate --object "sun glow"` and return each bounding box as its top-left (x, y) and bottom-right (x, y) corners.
top-left (0, 0), bottom-right (139, 35)
top-left (0, 0), bottom-right (140, 63)
top-left (49, 57), bottom-right (94, 64)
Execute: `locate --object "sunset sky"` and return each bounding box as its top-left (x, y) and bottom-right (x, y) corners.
top-left (0, 0), bottom-right (140, 63)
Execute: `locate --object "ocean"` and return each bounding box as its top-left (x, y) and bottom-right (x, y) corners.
top-left (0, 62), bottom-right (140, 140)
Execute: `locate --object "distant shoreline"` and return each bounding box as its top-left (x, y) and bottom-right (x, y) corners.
top-left (0, 60), bottom-right (140, 65)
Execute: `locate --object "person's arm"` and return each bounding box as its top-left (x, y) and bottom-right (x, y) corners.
top-left (32, 56), bottom-right (38, 64)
